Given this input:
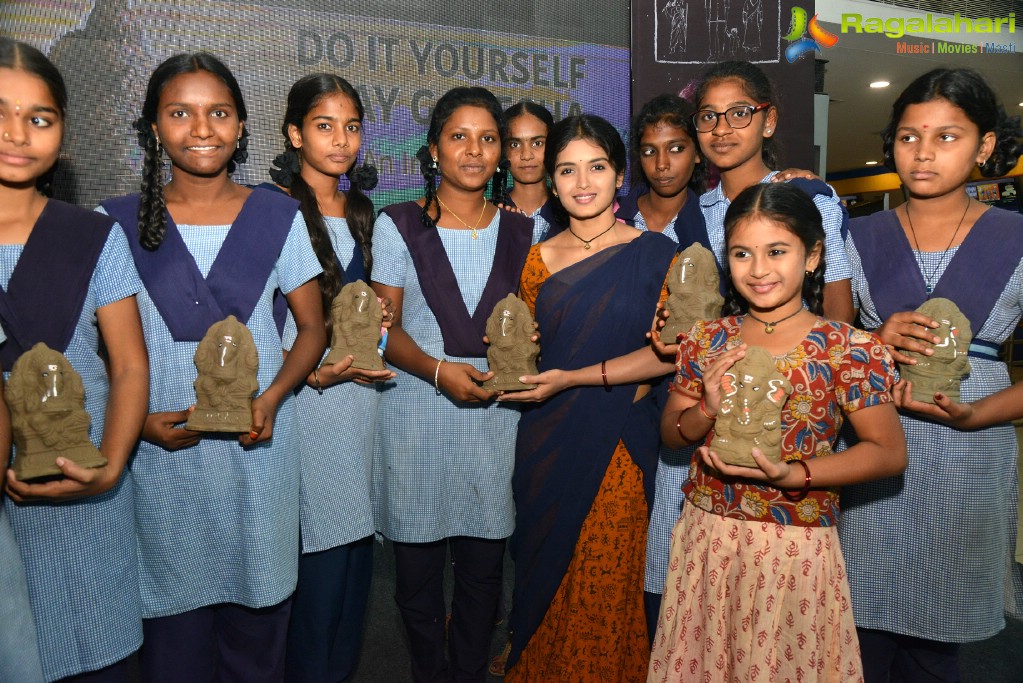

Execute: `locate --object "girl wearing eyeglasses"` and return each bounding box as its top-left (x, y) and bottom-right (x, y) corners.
top-left (692, 61), bottom-right (854, 323)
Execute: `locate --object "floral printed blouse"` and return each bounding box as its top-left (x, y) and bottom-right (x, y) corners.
top-left (675, 316), bottom-right (896, 527)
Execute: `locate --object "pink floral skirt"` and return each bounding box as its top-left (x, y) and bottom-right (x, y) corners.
top-left (647, 505), bottom-right (863, 683)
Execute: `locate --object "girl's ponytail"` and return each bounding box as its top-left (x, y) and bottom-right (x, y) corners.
top-left (135, 117), bottom-right (168, 251)
top-left (346, 162), bottom-right (378, 275)
top-left (416, 146), bottom-right (441, 229)
top-left (801, 261), bottom-right (826, 317)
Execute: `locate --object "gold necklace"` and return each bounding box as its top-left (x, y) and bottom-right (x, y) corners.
top-left (437, 195), bottom-right (488, 239)
top-left (568, 218), bottom-right (617, 250)
top-left (745, 308), bottom-right (804, 334)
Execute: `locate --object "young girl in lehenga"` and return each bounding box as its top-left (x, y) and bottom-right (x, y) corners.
top-left (648, 182), bottom-right (906, 683)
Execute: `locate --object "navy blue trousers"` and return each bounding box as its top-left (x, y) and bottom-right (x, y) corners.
top-left (644, 590), bottom-right (662, 646)
top-left (393, 537), bottom-right (505, 683)
top-left (141, 599), bottom-right (292, 683)
top-left (285, 536), bottom-right (374, 682)
top-left (57, 656), bottom-right (131, 683)
top-left (858, 628), bottom-right (962, 683)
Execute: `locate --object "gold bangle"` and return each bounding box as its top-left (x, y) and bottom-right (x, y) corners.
top-left (434, 358), bottom-right (446, 395)
top-left (313, 368), bottom-right (323, 396)
top-left (698, 397), bottom-right (716, 420)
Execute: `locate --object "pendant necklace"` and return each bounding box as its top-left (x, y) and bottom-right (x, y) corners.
top-left (746, 308), bottom-right (803, 334)
top-left (437, 195), bottom-right (488, 239)
top-left (568, 218), bottom-right (617, 250)
top-left (905, 197), bottom-right (971, 295)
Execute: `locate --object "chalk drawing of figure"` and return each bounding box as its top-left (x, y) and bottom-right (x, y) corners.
top-left (725, 26), bottom-right (741, 56)
top-left (742, 0), bottom-right (763, 52)
top-left (705, 0), bottom-right (731, 60)
top-left (663, 0), bottom-right (689, 53)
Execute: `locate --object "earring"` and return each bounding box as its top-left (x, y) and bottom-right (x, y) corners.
top-left (805, 270), bottom-right (812, 278)
top-left (431, 156), bottom-right (439, 170)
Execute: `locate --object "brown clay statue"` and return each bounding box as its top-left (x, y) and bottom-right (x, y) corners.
top-left (6, 342), bottom-right (106, 481)
top-left (483, 294), bottom-right (539, 392)
top-left (323, 279), bottom-right (384, 370)
top-left (901, 297), bottom-right (971, 403)
top-left (186, 315), bottom-right (259, 433)
top-left (710, 346), bottom-right (793, 467)
top-left (661, 243), bottom-right (724, 343)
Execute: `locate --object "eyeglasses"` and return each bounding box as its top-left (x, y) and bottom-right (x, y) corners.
top-left (692, 102), bottom-right (771, 132)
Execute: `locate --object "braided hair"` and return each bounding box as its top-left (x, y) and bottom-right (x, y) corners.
top-left (721, 183), bottom-right (826, 317)
top-left (269, 73), bottom-right (377, 314)
top-left (134, 52), bottom-right (249, 250)
top-left (417, 87), bottom-right (506, 228)
top-left (882, 68), bottom-right (1023, 178)
top-left (0, 39), bottom-right (67, 196)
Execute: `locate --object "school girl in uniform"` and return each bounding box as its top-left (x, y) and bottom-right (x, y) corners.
top-left (370, 86), bottom-right (533, 683)
top-left (496, 101), bottom-right (559, 242)
top-left (264, 72), bottom-right (393, 682)
top-left (0, 38), bottom-right (148, 682)
top-left (838, 67), bottom-right (1023, 683)
top-left (615, 94), bottom-right (706, 240)
top-left (100, 52), bottom-right (325, 682)
top-left (692, 60), bottom-right (855, 323)
top-left (648, 182), bottom-right (906, 682)
top-left (0, 326), bottom-right (43, 683)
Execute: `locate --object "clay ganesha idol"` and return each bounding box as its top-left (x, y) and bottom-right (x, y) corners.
top-left (323, 279), bottom-right (384, 370)
top-left (901, 297), bottom-right (971, 403)
top-left (661, 243), bottom-right (724, 343)
top-left (710, 346), bottom-right (793, 467)
top-left (186, 315), bottom-right (259, 433)
top-left (7, 342), bottom-right (106, 481)
top-left (483, 294), bottom-right (539, 392)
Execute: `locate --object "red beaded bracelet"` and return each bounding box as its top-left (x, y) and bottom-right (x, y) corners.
top-left (781, 459), bottom-right (812, 502)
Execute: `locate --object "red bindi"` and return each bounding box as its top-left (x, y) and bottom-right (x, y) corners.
top-left (922, 124), bottom-right (929, 129)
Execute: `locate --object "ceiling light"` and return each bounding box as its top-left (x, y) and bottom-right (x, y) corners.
top-left (869, 81), bottom-right (890, 88)
top-left (865, 161), bottom-right (878, 166)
